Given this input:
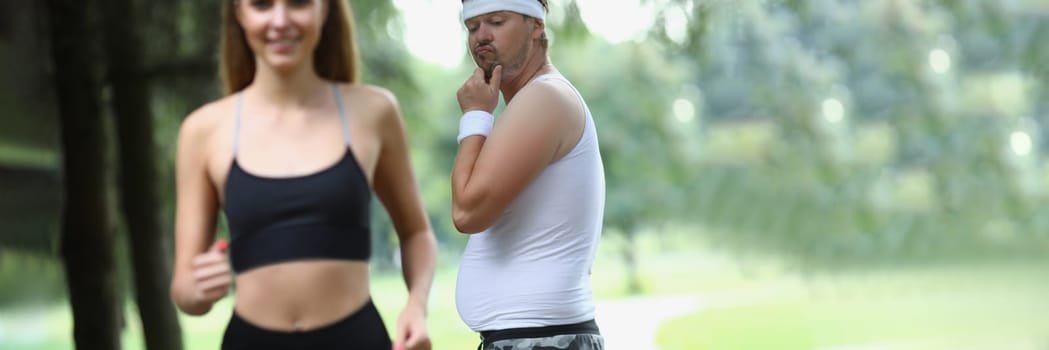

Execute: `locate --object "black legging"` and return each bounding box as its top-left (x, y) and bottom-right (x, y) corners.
top-left (221, 300), bottom-right (391, 350)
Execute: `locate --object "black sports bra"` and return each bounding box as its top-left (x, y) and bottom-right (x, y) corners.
top-left (223, 84), bottom-right (372, 273)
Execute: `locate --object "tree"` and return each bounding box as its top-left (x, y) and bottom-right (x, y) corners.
top-left (641, 0), bottom-right (1049, 266)
top-left (46, 0), bottom-right (123, 348)
top-left (551, 36), bottom-right (698, 293)
top-left (99, 0), bottom-right (184, 348)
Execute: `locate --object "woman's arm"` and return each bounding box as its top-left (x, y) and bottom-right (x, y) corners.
top-left (369, 87), bottom-right (437, 349)
top-left (169, 107), bottom-right (231, 316)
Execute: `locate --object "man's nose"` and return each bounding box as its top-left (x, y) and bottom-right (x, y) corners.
top-left (474, 24), bottom-right (495, 44)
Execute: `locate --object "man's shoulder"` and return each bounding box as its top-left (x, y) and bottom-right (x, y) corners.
top-left (511, 77), bottom-right (583, 118)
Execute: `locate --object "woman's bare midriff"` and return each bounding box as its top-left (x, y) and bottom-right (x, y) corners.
top-left (232, 260), bottom-right (372, 332)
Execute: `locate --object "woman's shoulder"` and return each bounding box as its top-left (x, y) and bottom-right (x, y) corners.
top-left (178, 94), bottom-right (238, 143)
top-left (336, 82), bottom-right (400, 111)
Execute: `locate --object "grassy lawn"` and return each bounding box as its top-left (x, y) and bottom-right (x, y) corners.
top-left (0, 275), bottom-right (472, 349)
top-left (0, 232), bottom-right (712, 350)
top-left (0, 143), bottom-right (57, 169)
top-left (0, 267), bottom-right (480, 350)
top-left (656, 261), bottom-right (1049, 350)
top-left (7, 231), bottom-right (1046, 350)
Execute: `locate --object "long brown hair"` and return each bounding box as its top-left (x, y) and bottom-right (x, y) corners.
top-left (220, 0), bottom-right (361, 95)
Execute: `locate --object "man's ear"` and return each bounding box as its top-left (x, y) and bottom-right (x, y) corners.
top-left (532, 18), bottom-right (545, 40)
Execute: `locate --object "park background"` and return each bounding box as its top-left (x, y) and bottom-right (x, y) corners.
top-left (2, 0), bottom-right (1048, 349)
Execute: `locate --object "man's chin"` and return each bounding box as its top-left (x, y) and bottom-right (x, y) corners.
top-left (483, 66), bottom-right (494, 83)
top-left (475, 62), bottom-right (497, 83)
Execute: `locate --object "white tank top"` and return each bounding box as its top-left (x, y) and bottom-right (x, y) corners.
top-left (455, 74), bottom-right (606, 331)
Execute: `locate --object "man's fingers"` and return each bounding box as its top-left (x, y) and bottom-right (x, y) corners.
top-left (462, 67), bottom-right (481, 89)
top-left (459, 65), bottom-right (501, 112)
top-left (489, 65), bottom-right (503, 88)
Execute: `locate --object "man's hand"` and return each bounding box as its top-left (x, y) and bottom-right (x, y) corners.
top-left (457, 65), bottom-right (503, 113)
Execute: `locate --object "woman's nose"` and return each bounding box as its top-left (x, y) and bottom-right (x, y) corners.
top-left (270, 3), bottom-right (289, 28)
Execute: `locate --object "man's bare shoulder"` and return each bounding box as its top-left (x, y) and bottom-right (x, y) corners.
top-left (509, 78), bottom-right (583, 121)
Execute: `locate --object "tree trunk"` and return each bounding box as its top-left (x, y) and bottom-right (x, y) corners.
top-left (99, 0), bottom-right (184, 348)
top-left (620, 223), bottom-right (644, 295)
top-left (46, 0), bottom-right (123, 348)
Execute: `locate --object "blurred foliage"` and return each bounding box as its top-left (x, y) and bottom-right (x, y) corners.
top-left (0, 250), bottom-right (66, 307)
top-left (640, 0), bottom-right (1049, 267)
top-left (2, 0), bottom-right (1049, 296)
top-left (0, 2), bottom-right (58, 151)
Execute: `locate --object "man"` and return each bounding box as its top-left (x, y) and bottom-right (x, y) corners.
top-left (451, 0), bottom-right (606, 349)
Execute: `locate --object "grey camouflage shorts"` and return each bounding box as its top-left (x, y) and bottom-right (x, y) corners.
top-left (484, 334), bottom-right (605, 350)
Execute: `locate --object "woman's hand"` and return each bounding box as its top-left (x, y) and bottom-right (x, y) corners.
top-left (393, 300), bottom-right (431, 350)
top-left (189, 240), bottom-right (232, 307)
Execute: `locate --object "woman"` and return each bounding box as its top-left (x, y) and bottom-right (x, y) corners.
top-left (169, 0), bottom-right (436, 349)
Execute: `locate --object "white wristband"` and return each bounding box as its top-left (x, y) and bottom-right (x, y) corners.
top-left (457, 110), bottom-right (494, 144)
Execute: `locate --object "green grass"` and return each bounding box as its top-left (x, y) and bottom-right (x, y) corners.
top-left (8, 233), bottom-right (1047, 350)
top-left (0, 143), bottom-right (57, 169)
top-left (0, 233), bottom-right (711, 350)
top-left (656, 261), bottom-right (1049, 350)
top-left (0, 268), bottom-right (480, 350)
top-left (370, 266), bottom-right (479, 350)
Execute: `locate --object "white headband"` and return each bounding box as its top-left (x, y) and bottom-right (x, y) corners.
top-left (462, 0), bottom-right (546, 21)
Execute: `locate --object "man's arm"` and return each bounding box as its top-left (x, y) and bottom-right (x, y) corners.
top-left (452, 69), bottom-right (579, 233)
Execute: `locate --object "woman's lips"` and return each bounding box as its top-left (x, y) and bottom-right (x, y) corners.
top-left (268, 38), bottom-right (298, 53)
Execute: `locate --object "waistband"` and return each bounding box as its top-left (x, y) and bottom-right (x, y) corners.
top-left (479, 319), bottom-right (600, 348)
top-left (222, 298), bottom-right (391, 350)
top-left (229, 299), bottom-right (378, 337)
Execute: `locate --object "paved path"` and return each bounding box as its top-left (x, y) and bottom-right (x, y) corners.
top-left (594, 287), bottom-right (1049, 350)
top-left (593, 285), bottom-right (803, 350)
top-left (595, 294), bottom-right (704, 350)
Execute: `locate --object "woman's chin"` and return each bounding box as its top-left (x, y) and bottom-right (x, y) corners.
top-left (262, 56), bottom-right (307, 74)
